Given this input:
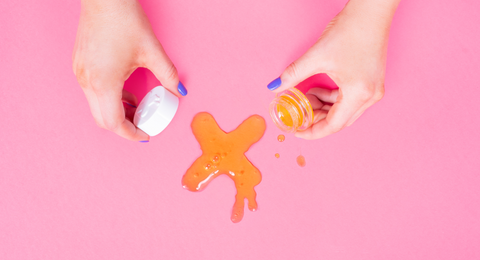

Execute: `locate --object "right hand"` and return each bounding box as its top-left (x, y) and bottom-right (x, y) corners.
top-left (72, 0), bottom-right (187, 142)
top-left (267, 0), bottom-right (399, 140)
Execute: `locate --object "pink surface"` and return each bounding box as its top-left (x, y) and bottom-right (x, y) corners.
top-left (1, 0), bottom-right (480, 259)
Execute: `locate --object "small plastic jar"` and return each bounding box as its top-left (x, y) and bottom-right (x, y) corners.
top-left (269, 88), bottom-right (314, 133)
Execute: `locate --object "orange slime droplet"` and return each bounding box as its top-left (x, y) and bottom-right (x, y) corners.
top-left (275, 153), bottom-right (280, 158)
top-left (277, 134), bottom-right (285, 142)
top-left (182, 112), bottom-right (266, 223)
top-left (297, 155), bottom-right (306, 167)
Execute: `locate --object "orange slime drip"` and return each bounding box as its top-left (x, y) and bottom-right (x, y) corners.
top-left (297, 155), bottom-right (306, 167)
top-left (277, 134), bottom-right (285, 142)
top-left (182, 112), bottom-right (266, 223)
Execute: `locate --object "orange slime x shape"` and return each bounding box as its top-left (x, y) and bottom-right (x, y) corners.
top-left (182, 112), bottom-right (266, 223)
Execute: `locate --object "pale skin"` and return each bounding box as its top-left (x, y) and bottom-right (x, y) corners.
top-left (272, 0), bottom-right (401, 139)
top-left (73, 0), bottom-right (185, 142)
top-left (73, 0), bottom-right (400, 141)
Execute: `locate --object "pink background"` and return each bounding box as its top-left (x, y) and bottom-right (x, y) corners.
top-left (1, 0), bottom-right (480, 259)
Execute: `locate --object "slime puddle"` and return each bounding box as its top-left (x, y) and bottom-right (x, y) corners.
top-left (297, 155), bottom-right (306, 167)
top-left (182, 112), bottom-right (266, 223)
top-left (277, 134), bottom-right (285, 142)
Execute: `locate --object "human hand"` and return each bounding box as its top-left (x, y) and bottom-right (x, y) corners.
top-left (267, 0), bottom-right (400, 140)
top-left (73, 0), bottom-right (187, 142)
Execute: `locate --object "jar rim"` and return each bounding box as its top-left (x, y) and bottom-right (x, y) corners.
top-left (269, 96), bottom-right (300, 133)
top-left (286, 88), bottom-right (314, 131)
top-left (268, 88), bottom-right (314, 133)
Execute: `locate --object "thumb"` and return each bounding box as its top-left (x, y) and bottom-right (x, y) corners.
top-left (267, 48), bottom-right (326, 93)
top-left (145, 42), bottom-right (187, 97)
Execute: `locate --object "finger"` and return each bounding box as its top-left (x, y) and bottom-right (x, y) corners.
top-left (295, 90), bottom-right (366, 140)
top-left (95, 85), bottom-right (150, 142)
top-left (145, 41), bottom-right (187, 97)
top-left (345, 98), bottom-right (373, 127)
top-left (344, 99), bottom-right (373, 127)
top-left (306, 94), bottom-right (324, 110)
top-left (124, 103), bottom-right (136, 122)
top-left (346, 88), bottom-right (384, 126)
top-left (267, 47), bottom-right (327, 93)
top-left (346, 109), bottom-right (366, 127)
top-left (122, 89), bottom-right (137, 122)
top-left (81, 87), bottom-right (106, 128)
top-left (121, 89), bottom-right (138, 107)
top-left (313, 109), bottom-right (328, 124)
top-left (321, 104), bottom-right (332, 111)
top-left (306, 88), bottom-right (339, 104)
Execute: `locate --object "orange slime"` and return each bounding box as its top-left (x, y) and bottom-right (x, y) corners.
top-left (182, 112), bottom-right (266, 223)
top-left (277, 134), bottom-right (285, 142)
top-left (297, 155), bottom-right (306, 167)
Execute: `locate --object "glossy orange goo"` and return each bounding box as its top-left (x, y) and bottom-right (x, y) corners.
top-left (297, 155), bottom-right (306, 167)
top-left (277, 95), bottom-right (304, 127)
top-left (182, 112), bottom-right (266, 223)
top-left (277, 134), bottom-right (285, 142)
top-left (275, 153), bottom-right (280, 158)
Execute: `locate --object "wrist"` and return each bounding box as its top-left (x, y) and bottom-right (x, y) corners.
top-left (337, 0), bottom-right (400, 39)
top-left (81, 0), bottom-right (139, 15)
top-left (343, 0), bottom-right (400, 23)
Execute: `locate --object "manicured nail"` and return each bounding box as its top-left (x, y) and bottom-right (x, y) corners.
top-left (177, 81), bottom-right (188, 96)
top-left (139, 140), bottom-right (149, 143)
top-left (126, 103), bottom-right (137, 108)
top-left (267, 77), bottom-right (282, 91)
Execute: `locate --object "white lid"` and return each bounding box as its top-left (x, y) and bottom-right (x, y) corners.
top-left (133, 86), bottom-right (179, 136)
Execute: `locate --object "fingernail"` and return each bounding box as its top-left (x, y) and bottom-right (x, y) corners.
top-left (177, 81), bottom-right (188, 96)
top-left (267, 77), bottom-right (282, 91)
top-left (126, 103), bottom-right (137, 108)
top-left (139, 140), bottom-right (149, 143)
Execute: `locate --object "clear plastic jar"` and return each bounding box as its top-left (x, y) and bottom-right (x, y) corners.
top-left (269, 88), bottom-right (314, 133)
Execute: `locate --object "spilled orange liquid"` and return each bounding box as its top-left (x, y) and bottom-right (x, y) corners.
top-left (275, 153), bottom-right (280, 158)
top-left (182, 112), bottom-right (266, 223)
top-left (277, 134), bottom-right (285, 142)
top-left (297, 155), bottom-right (306, 167)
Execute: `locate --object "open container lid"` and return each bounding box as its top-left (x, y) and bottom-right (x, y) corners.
top-left (133, 86), bottom-right (179, 136)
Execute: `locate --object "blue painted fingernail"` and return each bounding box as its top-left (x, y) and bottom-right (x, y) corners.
top-left (267, 77), bottom-right (282, 91)
top-left (177, 81), bottom-right (188, 96)
top-left (126, 103), bottom-right (137, 108)
top-left (139, 140), bottom-right (149, 143)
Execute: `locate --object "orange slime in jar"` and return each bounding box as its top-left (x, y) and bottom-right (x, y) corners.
top-left (182, 112), bottom-right (266, 223)
top-left (277, 95), bottom-right (304, 127)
